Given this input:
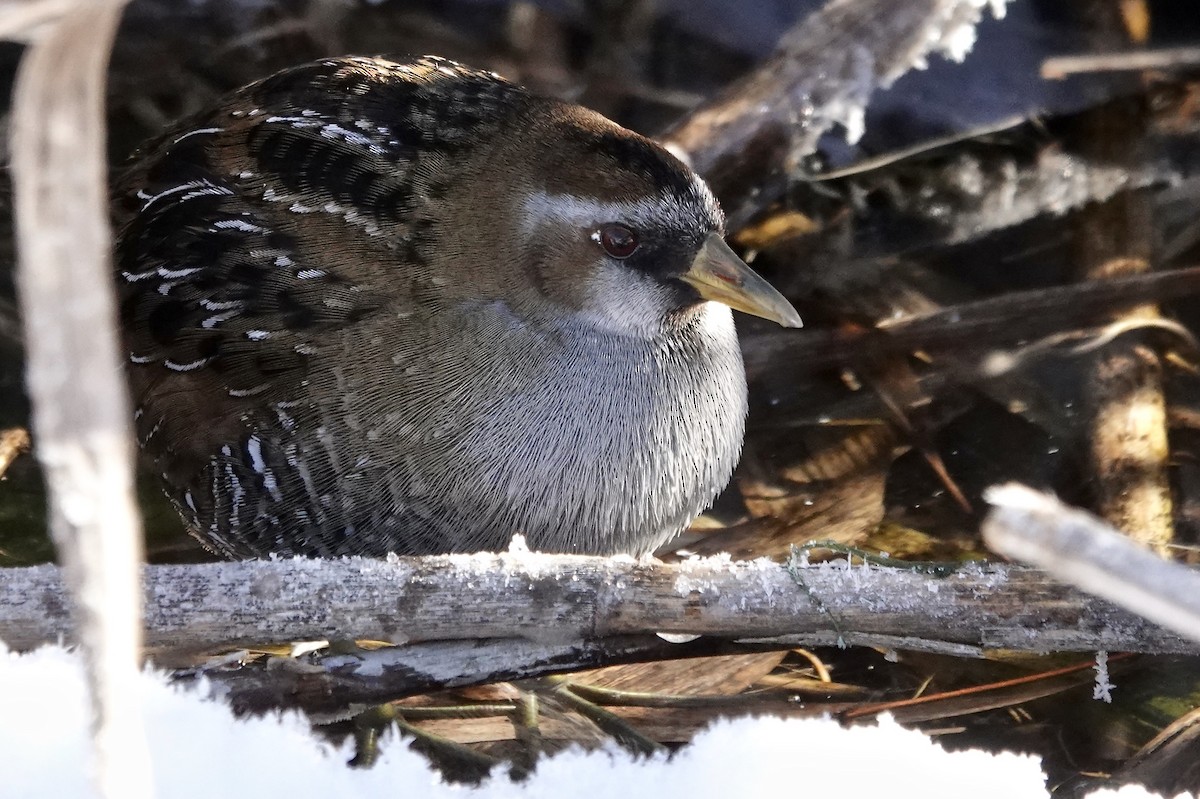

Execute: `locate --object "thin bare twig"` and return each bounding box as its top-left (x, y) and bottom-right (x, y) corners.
top-left (1042, 46), bottom-right (1200, 79)
top-left (9, 0), bottom-right (146, 796)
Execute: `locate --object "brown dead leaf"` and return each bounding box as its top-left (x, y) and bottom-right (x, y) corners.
top-left (569, 652), bottom-right (788, 696)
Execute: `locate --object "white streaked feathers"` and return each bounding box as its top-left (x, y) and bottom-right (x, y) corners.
top-left (519, 177), bottom-right (721, 240)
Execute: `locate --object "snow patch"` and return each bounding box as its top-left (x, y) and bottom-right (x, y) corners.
top-left (0, 640), bottom-right (1175, 798)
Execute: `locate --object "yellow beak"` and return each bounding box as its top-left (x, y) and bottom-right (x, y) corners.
top-left (680, 234), bottom-right (802, 328)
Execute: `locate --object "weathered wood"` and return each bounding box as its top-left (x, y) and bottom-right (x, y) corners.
top-left (984, 484), bottom-right (1200, 644)
top-left (0, 553), bottom-right (1191, 655)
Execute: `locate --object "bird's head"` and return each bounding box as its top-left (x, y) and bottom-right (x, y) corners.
top-left (443, 100), bottom-right (802, 339)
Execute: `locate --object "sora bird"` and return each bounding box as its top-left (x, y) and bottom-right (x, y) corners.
top-left (113, 55), bottom-right (801, 559)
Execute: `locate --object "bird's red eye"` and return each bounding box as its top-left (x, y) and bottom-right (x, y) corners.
top-left (597, 224), bottom-right (639, 259)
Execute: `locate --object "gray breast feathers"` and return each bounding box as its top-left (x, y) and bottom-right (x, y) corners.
top-left (191, 300), bottom-right (746, 557)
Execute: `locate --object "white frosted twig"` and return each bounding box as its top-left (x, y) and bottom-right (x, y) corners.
top-left (0, 553), bottom-right (1193, 656)
top-left (983, 484), bottom-right (1200, 644)
top-left (664, 0), bottom-right (1010, 178)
